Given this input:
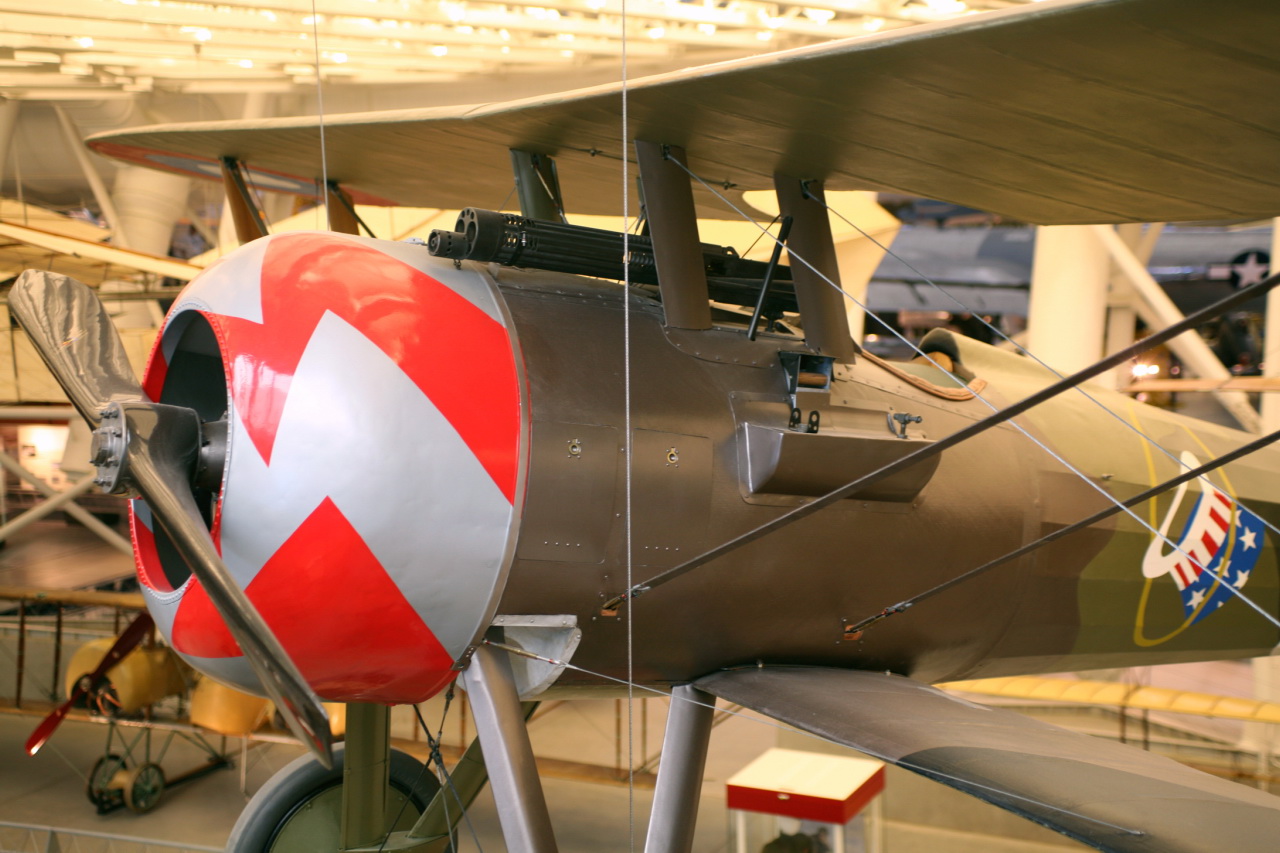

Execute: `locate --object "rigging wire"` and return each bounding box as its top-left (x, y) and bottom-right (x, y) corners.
top-left (619, 0), bottom-right (637, 848)
top-left (847, 425), bottom-right (1280, 635)
top-left (417, 698), bottom-right (488, 852)
top-left (812, 197), bottom-right (1280, 546)
top-left (482, 639), bottom-right (1146, 838)
top-left (308, 0), bottom-right (330, 226)
top-left (611, 158), bottom-right (1280, 631)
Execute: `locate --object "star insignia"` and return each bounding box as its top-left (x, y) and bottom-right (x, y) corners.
top-left (1235, 569), bottom-right (1251, 587)
top-left (1188, 588), bottom-right (1207, 608)
top-left (1233, 252), bottom-right (1269, 288)
top-left (1240, 526), bottom-right (1258, 551)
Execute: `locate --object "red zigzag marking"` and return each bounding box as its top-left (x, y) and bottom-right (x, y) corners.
top-left (220, 234), bottom-right (519, 503)
top-left (171, 497), bottom-right (456, 703)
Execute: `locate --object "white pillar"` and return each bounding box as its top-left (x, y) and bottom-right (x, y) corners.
top-left (1093, 224), bottom-right (1260, 432)
top-left (1261, 219), bottom-right (1280, 430)
top-left (1028, 225), bottom-right (1109, 373)
top-left (112, 166), bottom-right (190, 256)
top-left (0, 99), bottom-right (19, 190)
top-left (1250, 218), bottom-right (1280, 792)
top-left (52, 105), bottom-right (129, 248)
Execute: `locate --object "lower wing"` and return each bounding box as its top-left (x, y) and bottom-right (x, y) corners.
top-left (697, 666), bottom-right (1280, 853)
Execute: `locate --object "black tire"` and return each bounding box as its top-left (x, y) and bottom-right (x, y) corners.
top-left (226, 744), bottom-right (442, 852)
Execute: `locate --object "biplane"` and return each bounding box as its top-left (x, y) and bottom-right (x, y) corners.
top-left (17, 0), bottom-right (1280, 850)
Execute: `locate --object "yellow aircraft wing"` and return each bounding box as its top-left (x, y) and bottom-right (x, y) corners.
top-left (87, 0), bottom-right (1280, 225)
top-left (943, 675), bottom-right (1280, 725)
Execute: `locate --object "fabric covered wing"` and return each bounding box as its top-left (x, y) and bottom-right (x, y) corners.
top-left (697, 667), bottom-right (1280, 853)
top-left (88, 0), bottom-right (1280, 225)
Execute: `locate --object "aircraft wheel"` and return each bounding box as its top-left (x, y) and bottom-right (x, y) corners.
top-left (226, 743), bottom-right (443, 852)
top-left (86, 753), bottom-right (127, 811)
top-left (123, 762), bottom-right (166, 813)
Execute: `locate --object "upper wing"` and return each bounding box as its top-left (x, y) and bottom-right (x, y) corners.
top-left (88, 0), bottom-right (1280, 225)
top-left (698, 666), bottom-right (1280, 853)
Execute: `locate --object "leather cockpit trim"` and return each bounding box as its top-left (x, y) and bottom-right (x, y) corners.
top-left (861, 350), bottom-right (987, 401)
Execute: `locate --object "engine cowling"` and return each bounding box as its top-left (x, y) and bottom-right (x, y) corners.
top-left (132, 232), bottom-right (527, 704)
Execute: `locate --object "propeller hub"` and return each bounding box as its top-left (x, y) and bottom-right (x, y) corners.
top-left (90, 402), bottom-right (131, 495)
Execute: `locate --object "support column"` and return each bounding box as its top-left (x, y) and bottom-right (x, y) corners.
top-left (1027, 225), bottom-right (1109, 374)
top-left (1249, 217), bottom-right (1280, 791)
top-left (52, 106), bottom-right (129, 248)
top-left (341, 702), bottom-right (391, 849)
top-left (644, 685), bottom-right (715, 853)
top-left (111, 166), bottom-right (190, 256)
top-left (1092, 224), bottom-right (1260, 432)
top-left (462, 643), bottom-right (558, 852)
top-left (0, 99), bottom-right (19, 192)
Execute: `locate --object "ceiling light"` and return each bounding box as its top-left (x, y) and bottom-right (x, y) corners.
top-left (697, 23), bottom-right (716, 35)
top-left (560, 49), bottom-right (574, 58)
top-left (431, 45), bottom-right (448, 56)
top-left (756, 30), bottom-right (773, 41)
top-left (181, 26), bottom-right (213, 42)
top-left (862, 17), bottom-right (885, 31)
top-left (75, 37), bottom-right (94, 48)
top-left (647, 26), bottom-right (665, 39)
top-left (803, 9), bottom-right (834, 24)
top-left (330, 52), bottom-right (348, 63)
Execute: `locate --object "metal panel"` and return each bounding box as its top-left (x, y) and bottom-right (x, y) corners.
top-left (630, 429), bottom-right (711, 568)
top-left (740, 423), bottom-right (937, 502)
top-left (517, 422), bottom-right (619, 563)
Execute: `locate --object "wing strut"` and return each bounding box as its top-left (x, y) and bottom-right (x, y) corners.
top-left (635, 142), bottom-right (712, 331)
top-left (602, 269), bottom-right (1280, 611)
top-left (219, 157), bottom-right (269, 243)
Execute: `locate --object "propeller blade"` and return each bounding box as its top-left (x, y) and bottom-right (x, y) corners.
top-left (27, 612), bottom-right (154, 755)
top-left (119, 402), bottom-right (334, 766)
top-left (7, 270), bottom-right (144, 428)
top-left (9, 270), bottom-right (333, 768)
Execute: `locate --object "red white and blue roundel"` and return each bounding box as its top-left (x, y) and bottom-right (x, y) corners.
top-left (1143, 452), bottom-right (1265, 626)
top-left (132, 232), bottom-right (526, 704)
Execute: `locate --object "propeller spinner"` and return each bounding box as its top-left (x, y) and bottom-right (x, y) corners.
top-left (10, 269), bottom-right (334, 767)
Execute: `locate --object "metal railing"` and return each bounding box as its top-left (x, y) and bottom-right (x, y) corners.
top-left (0, 821), bottom-right (221, 853)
